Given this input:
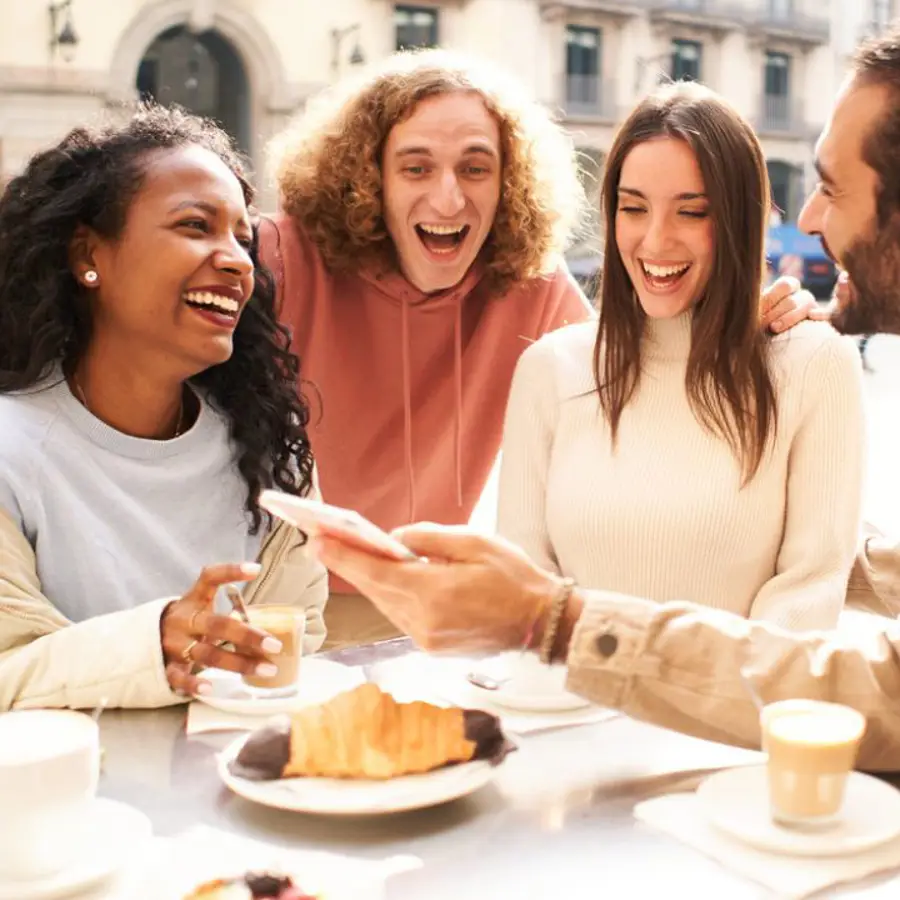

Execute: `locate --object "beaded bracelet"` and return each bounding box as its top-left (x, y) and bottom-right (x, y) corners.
top-left (538, 576), bottom-right (576, 665)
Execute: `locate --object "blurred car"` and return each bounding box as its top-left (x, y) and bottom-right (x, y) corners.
top-left (766, 224), bottom-right (837, 299)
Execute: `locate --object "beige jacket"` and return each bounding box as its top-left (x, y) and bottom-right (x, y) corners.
top-left (567, 526), bottom-right (900, 771)
top-left (0, 508), bottom-right (327, 711)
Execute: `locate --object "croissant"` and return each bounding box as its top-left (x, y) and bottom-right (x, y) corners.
top-left (231, 684), bottom-right (513, 781)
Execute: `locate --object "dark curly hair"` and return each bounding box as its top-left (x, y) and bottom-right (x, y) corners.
top-left (0, 103), bottom-right (312, 533)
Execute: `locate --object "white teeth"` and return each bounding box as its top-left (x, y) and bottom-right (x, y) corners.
top-left (642, 262), bottom-right (691, 278)
top-left (183, 291), bottom-right (239, 314)
top-left (418, 223), bottom-right (465, 235)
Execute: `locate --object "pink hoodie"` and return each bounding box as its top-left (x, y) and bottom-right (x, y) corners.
top-left (259, 214), bottom-right (592, 537)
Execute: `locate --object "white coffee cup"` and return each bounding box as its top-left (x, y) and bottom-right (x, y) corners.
top-left (0, 709), bottom-right (100, 881)
top-left (503, 653), bottom-right (569, 697)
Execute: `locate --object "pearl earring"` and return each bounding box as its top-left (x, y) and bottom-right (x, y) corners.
top-left (84, 270), bottom-right (98, 285)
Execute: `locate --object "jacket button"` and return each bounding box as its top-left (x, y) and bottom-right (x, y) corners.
top-left (595, 633), bottom-right (618, 657)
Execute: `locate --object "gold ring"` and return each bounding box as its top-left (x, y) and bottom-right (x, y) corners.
top-left (182, 639), bottom-right (199, 662)
top-left (188, 609), bottom-right (203, 633)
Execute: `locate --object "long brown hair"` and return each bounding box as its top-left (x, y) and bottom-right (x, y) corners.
top-left (594, 82), bottom-right (776, 482)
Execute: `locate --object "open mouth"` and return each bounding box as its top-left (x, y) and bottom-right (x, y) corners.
top-left (183, 291), bottom-right (240, 326)
top-left (415, 223), bottom-right (470, 257)
top-left (640, 261), bottom-right (692, 292)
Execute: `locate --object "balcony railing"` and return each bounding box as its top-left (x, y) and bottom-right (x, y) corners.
top-left (563, 74), bottom-right (618, 120)
top-left (647, 0), bottom-right (745, 30)
top-left (539, 0), bottom-right (647, 12)
top-left (637, 1), bottom-right (829, 43)
top-left (756, 94), bottom-right (808, 137)
top-left (749, 5), bottom-right (830, 44)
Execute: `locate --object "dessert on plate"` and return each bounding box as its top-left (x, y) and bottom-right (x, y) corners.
top-left (230, 683), bottom-right (514, 781)
top-left (184, 871), bottom-right (317, 899)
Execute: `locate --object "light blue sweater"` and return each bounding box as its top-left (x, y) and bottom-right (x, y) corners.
top-left (0, 373), bottom-right (263, 623)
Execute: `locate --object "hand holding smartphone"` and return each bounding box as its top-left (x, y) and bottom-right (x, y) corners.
top-left (259, 490), bottom-right (420, 561)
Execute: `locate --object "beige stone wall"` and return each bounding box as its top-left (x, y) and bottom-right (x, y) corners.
top-left (0, 0), bottom-right (846, 215)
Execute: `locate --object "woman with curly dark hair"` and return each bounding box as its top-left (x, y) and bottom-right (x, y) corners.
top-left (0, 104), bottom-right (327, 710)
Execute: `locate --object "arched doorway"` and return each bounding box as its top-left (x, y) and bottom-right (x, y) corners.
top-left (135, 26), bottom-right (250, 156)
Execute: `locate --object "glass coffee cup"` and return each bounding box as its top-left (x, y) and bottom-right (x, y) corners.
top-left (761, 699), bottom-right (866, 830)
top-left (242, 606), bottom-right (306, 693)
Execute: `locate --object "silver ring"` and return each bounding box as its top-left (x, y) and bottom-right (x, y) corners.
top-left (182, 639), bottom-right (199, 663)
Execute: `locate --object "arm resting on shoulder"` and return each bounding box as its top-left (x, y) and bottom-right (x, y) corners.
top-left (564, 588), bottom-right (900, 772)
top-left (0, 509), bottom-right (181, 711)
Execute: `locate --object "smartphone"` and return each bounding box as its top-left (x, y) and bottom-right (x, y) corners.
top-left (259, 490), bottom-right (419, 561)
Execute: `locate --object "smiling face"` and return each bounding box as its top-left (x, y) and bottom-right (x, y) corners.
top-left (81, 144), bottom-right (255, 377)
top-left (381, 91), bottom-right (502, 293)
top-left (798, 77), bottom-right (900, 335)
top-left (615, 137), bottom-right (714, 319)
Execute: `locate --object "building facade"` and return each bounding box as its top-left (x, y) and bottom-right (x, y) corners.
top-left (0, 0), bottom-right (882, 218)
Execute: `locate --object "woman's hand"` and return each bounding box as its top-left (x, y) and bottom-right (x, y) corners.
top-left (160, 562), bottom-right (284, 696)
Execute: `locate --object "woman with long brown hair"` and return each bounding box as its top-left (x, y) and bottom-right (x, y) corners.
top-left (497, 82), bottom-right (865, 630)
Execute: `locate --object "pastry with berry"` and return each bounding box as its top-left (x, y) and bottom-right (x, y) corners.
top-left (184, 870), bottom-right (318, 899)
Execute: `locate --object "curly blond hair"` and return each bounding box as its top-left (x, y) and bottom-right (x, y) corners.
top-left (269, 49), bottom-right (585, 293)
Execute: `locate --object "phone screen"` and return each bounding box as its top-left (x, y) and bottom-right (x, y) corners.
top-left (259, 491), bottom-right (418, 562)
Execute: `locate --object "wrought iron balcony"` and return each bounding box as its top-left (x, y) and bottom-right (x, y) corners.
top-left (756, 94), bottom-right (811, 138)
top-left (748, 2), bottom-right (830, 46)
top-left (562, 74), bottom-right (619, 120)
top-left (647, 0), bottom-right (745, 32)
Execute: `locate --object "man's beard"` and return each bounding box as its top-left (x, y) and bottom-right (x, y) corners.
top-left (833, 215), bottom-right (900, 335)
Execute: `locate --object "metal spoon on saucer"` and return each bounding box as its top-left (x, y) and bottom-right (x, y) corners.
top-left (466, 671), bottom-right (510, 691)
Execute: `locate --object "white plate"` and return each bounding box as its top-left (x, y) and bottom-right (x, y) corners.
top-left (696, 765), bottom-right (900, 858)
top-left (0, 798), bottom-right (151, 900)
top-left (197, 657), bottom-right (365, 716)
top-left (218, 734), bottom-right (497, 815)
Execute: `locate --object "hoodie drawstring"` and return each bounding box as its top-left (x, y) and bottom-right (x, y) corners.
top-left (401, 300), bottom-right (416, 522)
top-left (454, 301), bottom-right (463, 508)
top-left (400, 292), bottom-right (465, 523)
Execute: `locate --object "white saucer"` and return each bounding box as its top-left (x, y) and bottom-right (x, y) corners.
top-left (197, 657), bottom-right (365, 716)
top-left (218, 734), bottom-right (497, 816)
top-left (0, 798), bottom-right (152, 900)
top-left (464, 656), bottom-right (589, 713)
top-left (696, 765), bottom-right (900, 858)
top-left (479, 682), bottom-right (590, 713)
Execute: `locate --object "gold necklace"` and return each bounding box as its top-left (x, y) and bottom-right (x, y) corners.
top-left (71, 373), bottom-right (185, 439)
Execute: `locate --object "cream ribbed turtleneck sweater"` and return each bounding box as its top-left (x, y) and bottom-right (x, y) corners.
top-left (497, 314), bottom-right (866, 631)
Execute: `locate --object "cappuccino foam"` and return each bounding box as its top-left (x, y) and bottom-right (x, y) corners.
top-left (767, 707), bottom-right (866, 746)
